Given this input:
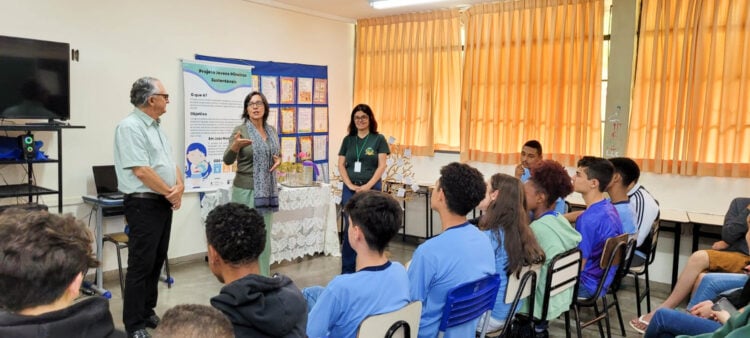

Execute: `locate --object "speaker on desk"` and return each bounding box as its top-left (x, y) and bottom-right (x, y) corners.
top-left (17, 132), bottom-right (35, 160)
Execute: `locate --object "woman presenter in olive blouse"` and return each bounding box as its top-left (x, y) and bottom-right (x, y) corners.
top-left (338, 104), bottom-right (390, 274)
top-left (223, 91), bottom-right (280, 276)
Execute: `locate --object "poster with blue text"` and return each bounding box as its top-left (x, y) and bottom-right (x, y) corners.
top-left (182, 60), bottom-right (253, 192)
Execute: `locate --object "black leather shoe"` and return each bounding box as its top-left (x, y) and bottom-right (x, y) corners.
top-left (145, 314), bottom-right (160, 329)
top-left (128, 329), bottom-right (151, 338)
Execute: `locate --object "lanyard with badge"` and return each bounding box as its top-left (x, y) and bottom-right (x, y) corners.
top-left (354, 134), bottom-right (370, 173)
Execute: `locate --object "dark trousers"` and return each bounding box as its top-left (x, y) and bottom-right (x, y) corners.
top-left (123, 196), bottom-right (173, 332)
top-left (341, 180), bottom-right (381, 274)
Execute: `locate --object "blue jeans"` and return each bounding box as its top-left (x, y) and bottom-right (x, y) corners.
top-left (302, 285), bottom-right (325, 313)
top-left (577, 284), bottom-right (595, 299)
top-left (688, 273), bottom-right (748, 308)
top-left (644, 308), bottom-right (721, 338)
top-left (341, 180), bottom-right (381, 274)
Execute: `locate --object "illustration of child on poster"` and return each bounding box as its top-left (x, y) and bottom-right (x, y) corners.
top-left (185, 142), bottom-right (212, 188)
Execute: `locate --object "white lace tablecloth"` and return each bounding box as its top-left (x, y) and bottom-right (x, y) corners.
top-left (271, 184), bottom-right (340, 264)
top-left (200, 184), bottom-right (340, 264)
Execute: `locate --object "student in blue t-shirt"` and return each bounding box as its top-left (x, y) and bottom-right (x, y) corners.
top-left (605, 158), bottom-right (637, 235)
top-left (514, 140), bottom-right (568, 214)
top-left (571, 156), bottom-right (623, 298)
top-left (408, 162), bottom-right (496, 338)
top-left (474, 173), bottom-right (546, 332)
top-left (303, 190), bottom-right (410, 338)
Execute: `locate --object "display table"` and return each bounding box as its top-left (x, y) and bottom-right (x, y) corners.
top-left (201, 184), bottom-right (341, 264)
top-left (271, 184), bottom-right (340, 264)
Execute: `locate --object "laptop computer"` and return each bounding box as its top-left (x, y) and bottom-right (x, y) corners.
top-left (92, 165), bottom-right (124, 200)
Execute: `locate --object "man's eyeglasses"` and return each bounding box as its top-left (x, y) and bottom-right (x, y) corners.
top-left (248, 101), bottom-right (264, 108)
top-left (152, 93), bottom-right (169, 100)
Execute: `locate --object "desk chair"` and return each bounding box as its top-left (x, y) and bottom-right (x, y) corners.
top-left (103, 232), bottom-right (173, 296)
top-left (538, 248), bottom-right (582, 338)
top-left (570, 233), bottom-right (628, 338)
top-left (605, 236), bottom-right (637, 336)
top-left (629, 219), bottom-right (660, 317)
top-left (438, 274), bottom-right (501, 338)
top-left (357, 301), bottom-right (422, 338)
top-left (486, 265), bottom-right (540, 338)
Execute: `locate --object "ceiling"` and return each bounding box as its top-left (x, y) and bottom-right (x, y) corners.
top-left (246, 0), bottom-right (490, 22)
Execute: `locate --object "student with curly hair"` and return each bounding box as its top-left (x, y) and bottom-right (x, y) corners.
top-left (524, 160), bottom-right (583, 336)
top-left (408, 162), bottom-right (496, 338)
top-left (205, 203), bottom-right (306, 338)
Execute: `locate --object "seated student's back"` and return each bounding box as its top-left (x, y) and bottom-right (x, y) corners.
top-left (409, 162), bottom-right (495, 338)
top-left (205, 203), bottom-right (307, 338)
top-left (409, 225), bottom-right (495, 337)
top-left (305, 190), bottom-right (410, 338)
top-left (306, 261), bottom-right (410, 338)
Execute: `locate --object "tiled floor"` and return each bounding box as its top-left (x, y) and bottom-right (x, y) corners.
top-left (102, 240), bottom-right (670, 337)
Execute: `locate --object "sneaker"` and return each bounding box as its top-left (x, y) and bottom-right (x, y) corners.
top-left (145, 314), bottom-right (160, 329)
top-left (128, 329), bottom-right (151, 338)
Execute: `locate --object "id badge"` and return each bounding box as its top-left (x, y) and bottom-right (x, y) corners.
top-left (354, 161), bottom-right (362, 173)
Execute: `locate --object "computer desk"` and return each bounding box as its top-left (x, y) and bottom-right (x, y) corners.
top-left (81, 195), bottom-right (124, 298)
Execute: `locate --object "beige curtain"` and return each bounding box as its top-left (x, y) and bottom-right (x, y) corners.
top-left (628, 0), bottom-right (750, 177)
top-left (460, 0), bottom-right (603, 165)
top-left (354, 10), bottom-right (463, 155)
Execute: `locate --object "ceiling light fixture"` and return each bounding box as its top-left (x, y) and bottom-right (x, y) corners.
top-left (369, 0), bottom-right (448, 10)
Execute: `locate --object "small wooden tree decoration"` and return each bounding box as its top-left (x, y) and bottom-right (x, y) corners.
top-left (382, 136), bottom-right (417, 202)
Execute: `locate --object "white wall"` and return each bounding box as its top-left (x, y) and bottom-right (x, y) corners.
top-left (0, 0), bottom-right (355, 272)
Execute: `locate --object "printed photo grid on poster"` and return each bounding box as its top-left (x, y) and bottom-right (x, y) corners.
top-left (195, 55), bottom-right (330, 174)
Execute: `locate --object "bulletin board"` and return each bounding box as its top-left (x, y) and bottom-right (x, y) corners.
top-left (196, 54), bottom-right (329, 177)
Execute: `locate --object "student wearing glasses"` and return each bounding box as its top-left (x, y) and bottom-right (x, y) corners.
top-left (337, 103), bottom-right (390, 274)
top-left (223, 91), bottom-right (281, 277)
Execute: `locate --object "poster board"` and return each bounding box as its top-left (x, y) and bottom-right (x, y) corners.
top-left (186, 55), bottom-right (330, 190)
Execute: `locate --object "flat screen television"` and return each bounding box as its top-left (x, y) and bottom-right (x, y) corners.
top-left (0, 35), bottom-right (70, 122)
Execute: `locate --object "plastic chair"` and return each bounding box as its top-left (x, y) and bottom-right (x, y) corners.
top-left (629, 219), bottom-right (660, 317)
top-left (103, 232), bottom-right (173, 296)
top-left (357, 301), bottom-right (422, 338)
top-left (437, 274), bottom-right (501, 338)
top-left (485, 265), bottom-right (539, 337)
top-left (538, 248), bottom-right (582, 338)
top-left (569, 233), bottom-right (628, 338)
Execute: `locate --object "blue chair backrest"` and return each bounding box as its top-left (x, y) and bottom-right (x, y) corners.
top-left (438, 274), bottom-right (501, 332)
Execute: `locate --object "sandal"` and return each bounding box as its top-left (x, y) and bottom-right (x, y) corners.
top-left (628, 315), bottom-right (649, 334)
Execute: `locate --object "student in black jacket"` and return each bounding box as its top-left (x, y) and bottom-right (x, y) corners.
top-left (0, 209), bottom-right (123, 338)
top-left (205, 203), bottom-right (307, 338)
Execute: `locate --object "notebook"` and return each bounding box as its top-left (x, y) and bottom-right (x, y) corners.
top-left (92, 165), bottom-right (124, 200)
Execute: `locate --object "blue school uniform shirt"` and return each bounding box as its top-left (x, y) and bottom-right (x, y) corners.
top-left (576, 199), bottom-right (623, 296)
top-left (483, 228), bottom-right (518, 323)
top-left (408, 222), bottom-right (496, 338)
top-left (612, 201), bottom-right (637, 235)
top-left (307, 261), bottom-right (410, 338)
